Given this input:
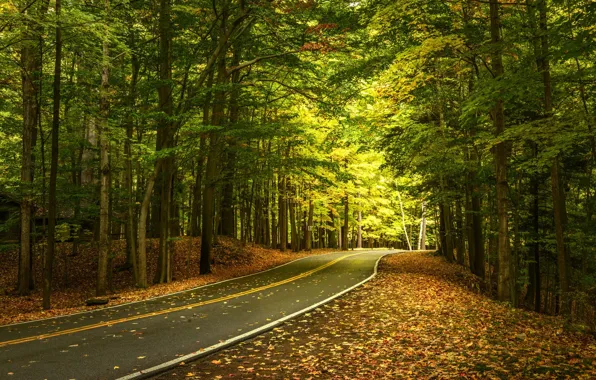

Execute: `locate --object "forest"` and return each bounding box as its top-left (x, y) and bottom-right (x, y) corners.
top-left (1, 0), bottom-right (595, 333)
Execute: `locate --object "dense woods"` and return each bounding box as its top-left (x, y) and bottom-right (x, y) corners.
top-left (375, 0), bottom-right (596, 326)
top-left (1, 0), bottom-right (419, 311)
top-left (0, 0), bottom-right (594, 331)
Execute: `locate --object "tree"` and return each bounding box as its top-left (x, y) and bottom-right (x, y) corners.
top-left (96, 0), bottom-right (111, 296)
top-left (43, 0), bottom-right (62, 310)
top-left (18, 0), bottom-right (49, 295)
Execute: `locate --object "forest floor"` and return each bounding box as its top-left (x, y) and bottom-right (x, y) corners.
top-left (156, 251), bottom-right (596, 380)
top-left (0, 237), bottom-right (334, 326)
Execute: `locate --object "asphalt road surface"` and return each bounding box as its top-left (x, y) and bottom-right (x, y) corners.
top-left (0, 250), bottom-right (395, 380)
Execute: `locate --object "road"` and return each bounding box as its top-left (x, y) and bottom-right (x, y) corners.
top-left (0, 250), bottom-right (395, 380)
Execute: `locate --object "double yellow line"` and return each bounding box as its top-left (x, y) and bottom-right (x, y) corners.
top-left (0, 252), bottom-right (359, 348)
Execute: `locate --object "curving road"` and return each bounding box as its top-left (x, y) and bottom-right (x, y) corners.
top-left (0, 250), bottom-right (396, 380)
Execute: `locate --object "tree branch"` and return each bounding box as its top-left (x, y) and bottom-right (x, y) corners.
top-left (226, 50), bottom-right (300, 76)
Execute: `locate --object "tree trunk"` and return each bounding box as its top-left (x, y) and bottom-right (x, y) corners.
top-left (191, 71), bottom-right (213, 237)
top-left (455, 199), bottom-right (465, 265)
top-left (489, 0), bottom-right (512, 303)
top-left (263, 176), bottom-right (271, 247)
top-left (97, 14), bottom-right (111, 296)
top-left (201, 51), bottom-right (228, 273)
top-left (221, 151), bottom-right (236, 237)
top-left (533, 0), bottom-right (570, 314)
top-left (551, 159), bottom-right (570, 313)
top-left (468, 144), bottom-right (485, 279)
top-left (357, 194), bottom-right (362, 249)
top-left (328, 210), bottom-right (337, 249)
top-left (306, 199), bottom-right (313, 251)
top-left (81, 117), bottom-right (97, 186)
top-left (18, 0), bottom-right (49, 294)
top-left (289, 185), bottom-right (298, 252)
top-left (138, 163), bottom-right (160, 288)
top-left (220, 45), bottom-right (241, 237)
top-left (191, 151), bottom-right (204, 237)
top-left (341, 194), bottom-right (349, 251)
top-left (337, 215), bottom-right (342, 250)
top-left (201, 134), bottom-right (218, 273)
top-left (463, 0), bottom-right (484, 279)
top-left (154, 0), bottom-right (174, 283)
top-left (18, 57), bottom-right (36, 294)
top-left (397, 189), bottom-right (412, 250)
top-left (439, 202), bottom-right (455, 261)
top-left (124, 41), bottom-right (140, 279)
top-left (527, 144), bottom-right (541, 311)
top-left (43, 0), bottom-right (62, 309)
top-left (271, 177), bottom-right (278, 248)
top-left (418, 201), bottom-right (426, 250)
top-left (278, 175), bottom-right (287, 251)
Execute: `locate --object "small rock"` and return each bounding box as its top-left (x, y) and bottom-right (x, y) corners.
top-left (516, 333), bottom-right (527, 341)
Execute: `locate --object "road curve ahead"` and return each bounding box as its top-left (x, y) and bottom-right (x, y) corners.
top-left (0, 250), bottom-right (396, 380)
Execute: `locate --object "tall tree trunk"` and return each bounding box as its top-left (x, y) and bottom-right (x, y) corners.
top-left (137, 163), bottom-right (160, 288)
top-left (439, 202), bottom-right (455, 261)
top-left (527, 144), bottom-right (541, 311)
top-left (289, 183), bottom-right (298, 252)
top-left (271, 177), bottom-right (278, 248)
top-left (471, 192), bottom-right (485, 277)
top-left (254, 183), bottom-right (262, 244)
top-left (468, 144), bottom-right (485, 279)
top-left (397, 189), bottom-right (412, 251)
top-left (300, 206), bottom-right (307, 251)
top-left (18, 18), bottom-right (41, 294)
top-left (154, 0), bottom-right (174, 283)
top-left (489, 0), bottom-right (512, 303)
top-left (220, 45), bottom-right (241, 237)
top-left (43, 0), bottom-right (62, 309)
top-left (221, 155), bottom-right (237, 227)
top-left (263, 177), bottom-right (271, 247)
top-left (537, 0), bottom-right (570, 315)
top-left (418, 201), bottom-right (426, 250)
top-left (337, 214), bottom-right (342, 250)
top-left (551, 159), bottom-right (570, 312)
top-left (328, 210), bottom-right (337, 249)
top-left (220, 155), bottom-right (236, 237)
top-left (125, 46), bottom-right (139, 281)
top-left (18, 0), bottom-right (49, 293)
top-left (191, 152), bottom-right (204, 237)
top-left (462, 0), bottom-right (483, 276)
top-left (455, 199), bottom-right (465, 265)
top-left (341, 194), bottom-right (349, 251)
top-left (191, 70), bottom-right (213, 237)
top-left (306, 199), bottom-right (313, 251)
top-left (201, 51), bottom-right (227, 273)
top-left (357, 194), bottom-right (362, 249)
top-left (97, 10), bottom-right (111, 296)
top-left (81, 117), bottom-right (97, 186)
top-left (278, 175), bottom-right (287, 251)
top-left (201, 134), bottom-right (218, 273)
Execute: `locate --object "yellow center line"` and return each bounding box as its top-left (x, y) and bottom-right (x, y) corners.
top-left (0, 252), bottom-right (360, 348)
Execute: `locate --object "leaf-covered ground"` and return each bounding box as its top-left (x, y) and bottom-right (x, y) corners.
top-left (0, 237), bottom-right (333, 326)
top-left (156, 251), bottom-right (596, 379)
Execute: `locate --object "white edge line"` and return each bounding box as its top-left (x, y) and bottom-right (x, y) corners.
top-left (116, 250), bottom-right (397, 380)
top-left (3, 251), bottom-right (345, 328)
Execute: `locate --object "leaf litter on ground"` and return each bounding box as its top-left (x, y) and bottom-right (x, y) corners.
top-left (155, 251), bottom-right (596, 379)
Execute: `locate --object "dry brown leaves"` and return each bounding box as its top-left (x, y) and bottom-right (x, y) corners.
top-left (157, 252), bottom-right (596, 380)
top-left (0, 237), bottom-right (334, 326)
